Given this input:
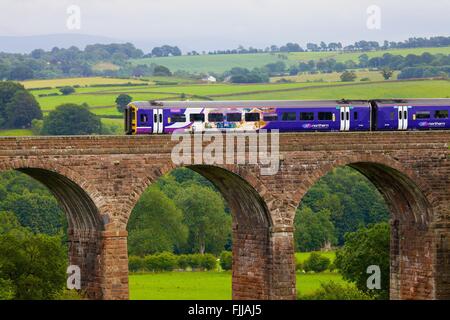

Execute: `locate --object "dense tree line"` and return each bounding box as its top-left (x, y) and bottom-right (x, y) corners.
top-left (0, 212), bottom-right (68, 300)
top-left (0, 43), bottom-right (174, 80)
top-left (205, 36), bottom-right (450, 55)
top-left (295, 167), bottom-right (389, 251)
top-left (146, 45), bottom-right (182, 57)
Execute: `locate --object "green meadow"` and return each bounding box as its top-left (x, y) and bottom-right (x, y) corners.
top-left (130, 46), bottom-right (450, 74)
top-left (128, 271), bottom-right (348, 300)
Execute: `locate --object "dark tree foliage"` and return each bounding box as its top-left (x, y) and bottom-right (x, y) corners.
top-left (59, 86), bottom-right (75, 95)
top-left (42, 103), bottom-right (102, 135)
top-left (153, 65), bottom-right (172, 76)
top-left (0, 212), bottom-right (67, 300)
top-left (335, 222), bottom-right (390, 299)
top-left (0, 43), bottom-right (143, 79)
top-left (297, 167), bottom-right (389, 247)
top-left (0, 81), bottom-right (42, 129)
top-left (0, 171), bottom-right (65, 236)
top-left (149, 45), bottom-right (182, 57)
top-left (227, 67), bottom-right (269, 83)
top-left (115, 94), bottom-right (132, 113)
top-left (340, 70), bottom-right (357, 82)
top-left (127, 186), bottom-right (188, 256)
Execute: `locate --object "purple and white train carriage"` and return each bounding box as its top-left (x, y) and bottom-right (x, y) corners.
top-left (124, 99), bottom-right (450, 135)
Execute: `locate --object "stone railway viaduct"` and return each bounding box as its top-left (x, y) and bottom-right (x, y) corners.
top-left (0, 131), bottom-right (448, 300)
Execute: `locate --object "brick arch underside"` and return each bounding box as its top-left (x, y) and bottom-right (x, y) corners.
top-left (188, 165), bottom-right (272, 299)
top-left (294, 156), bottom-right (437, 300)
top-left (127, 164), bottom-right (274, 299)
top-left (0, 161), bottom-right (104, 299)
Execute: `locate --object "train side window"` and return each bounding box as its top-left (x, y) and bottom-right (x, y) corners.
top-left (415, 111), bottom-right (430, 119)
top-left (434, 110), bottom-right (449, 119)
top-left (172, 114), bottom-right (186, 122)
top-left (226, 113), bottom-right (242, 122)
top-left (299, 112), bottom-right (314, 121)
top-left (318, 112), bottom-right (333, 121)
top-left (208, 113), bottom-right (224, 122)
top-left (245, 113), bottom-right (260, 122)
top-left (263, 114), bottom-right (278, 121)
top-left (190, 113), bottom-right (205, 122)
top-left (140, 114), bottom-right (148, 123)
top-left (354, 112), bottom-right (358, 120)
top-left (281, 112), bottom-right (296, 121)
top-left (390, 112), bottom-right (395, 120)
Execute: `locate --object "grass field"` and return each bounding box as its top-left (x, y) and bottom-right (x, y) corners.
top-left (0, 129), bottom-right (33, 136)
top-left (291, 46), bottom-right (450, 64)
top-left (220, 80), bottom-right (450, 100)
top-left (130, 46), bottom-right (450, 74)
top-left (295, 251), bottom-right (336, 264)
top-left (131, 53), bottom-right (293, 74)
top-left (271, 70), bottom-right (400, 83)
top-left (21, 77), bottom-right (149, 89)
top-left (128, 271), bottom-right (348, 300)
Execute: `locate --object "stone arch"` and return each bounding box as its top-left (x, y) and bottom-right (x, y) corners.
top-left (0, 158), bottom-right (105, 299)
top-left (291, 153), bottom-right (438, 299)
top-left (125, 163), bottom-right (275, 299)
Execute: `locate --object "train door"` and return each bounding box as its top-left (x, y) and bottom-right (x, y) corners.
top-left (153, 108), bottom-right (163, 134)
top-left (340, 106), bottom-right (350, 131)
top-left (397, 106), bottom-right (408, 130)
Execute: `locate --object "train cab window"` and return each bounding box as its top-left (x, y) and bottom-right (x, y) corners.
top-left (434, 110), bottom-right (448, 119)
top-left (300, 112), bottom-right (314, 121)
top-left (171, 114), bottom-right (186, 123)
top-left (263, 114), bottom-right (278, 121)
top-left (226, 113), bottom-right (242, 122)
top-left (318, 112), bottom-right (333, 121)
top-left (245, 113), bottom-right (260, 122)
top-left (140, 114), bottom-right (148, 123)
top-left (190, 113), bottom-right (205, 122)
top-left (208, 113), bottom-right (224, 122)
top-left (390, 112), bottom-right (395, 120)
top-left (354, 112), bottom-right (358, 120)
top-left (415, 111), bottom-right (430, 119)
top-left (281, 112), bottom-right (296, 121)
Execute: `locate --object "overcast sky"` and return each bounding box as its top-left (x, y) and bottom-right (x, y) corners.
top-left (1, 0), bottom-right (450, 51)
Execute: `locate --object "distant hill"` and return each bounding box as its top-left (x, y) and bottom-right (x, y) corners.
top-left (0, 33), bottom-right (121, 53)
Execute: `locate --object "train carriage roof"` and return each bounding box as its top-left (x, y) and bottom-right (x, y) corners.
top-left (131, 100), bottom-right (370, 109)
top-left (373, 98), bottom-right (450, 107)
top-left (130, 98), bottom-right (450, 109)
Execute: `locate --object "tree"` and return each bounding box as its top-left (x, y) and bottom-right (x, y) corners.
top-left (335, 222), bottom-right (390, 299)
top-left (153, 65), bottom-right (172, 76)
top-left (294, 207), bottom-right (336, 251)
top-left (0, 191), bottom-right (65, 236)
top-left (42, 103), bottom-right (102, 135)
top-left (0, 212), bottom-right (67, 299)
top-left (59, 86), bottom-right (75, 95)
top-left (175, 184), bottom-right (231, 255)
top-left (302, 252), bottom-right (331, 272)
top-left (9, 65), bottom-right (34, 80)
top-left (340, 70), bottom-right (357, 82)
top-left (4, 90), bottom-right (42, 128)
top-left (380, 67), bottom-right (394, 80)
top-left (115, 94), bottom-right (132, 113)
top-left (299, 167), bottom-right (389, 245)
top-left (264, 61), bottom-right (286, 75)
top-left (0, 81), bottom-right (42, 129)
top-left (127, 186), bottom-right (188, 256)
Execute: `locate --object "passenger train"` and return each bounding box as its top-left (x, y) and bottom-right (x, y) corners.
top-left (124, 99), bottom-right (450, 134)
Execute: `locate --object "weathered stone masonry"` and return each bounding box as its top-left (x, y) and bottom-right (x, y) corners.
top-left (0, 131), bottom-right (448, 300)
